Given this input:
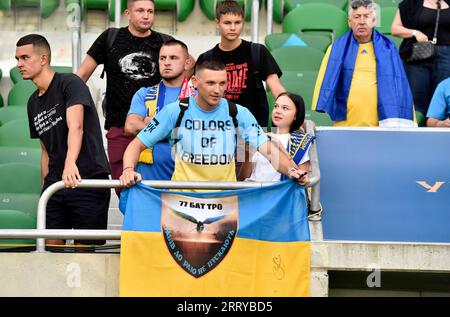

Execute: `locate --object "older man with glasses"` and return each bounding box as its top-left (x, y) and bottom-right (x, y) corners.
top-left (312, 0), bottom-right (415, 127)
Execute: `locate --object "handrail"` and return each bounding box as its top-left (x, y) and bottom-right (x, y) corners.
top-left (34, 180), bottom-right (290, 253)
top-left (1, 136), bottom-right (321, 253)
top-left (251, 0), bottom-right (260, 43)
top-left (306, 120), bottom-right (322, 213)
top-left (267, 0), bottom-right (274, 36)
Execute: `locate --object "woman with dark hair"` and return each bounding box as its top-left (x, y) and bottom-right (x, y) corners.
top-left (240, 92), bottom-right (314, 182)
top-left (391, 0), bottom-right (450, 116)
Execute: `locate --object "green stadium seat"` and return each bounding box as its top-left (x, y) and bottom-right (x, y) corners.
top-left (108, 0), bottom-right (126, 21)
top-left (282, 3), bottom-right (348, 40)
top-left (7, 81), bottom-right (37, 106)
top-left (0, 0), bottom-right (10, 12)
top-left (266, 70), bottom-right (333, 127)
top-left (200, 0), bottom-right (256, 22)
top-left (0, 193), bottom-right (39, 216)
top-left (272, 0), bottom-right (348, 24)
top-left (271, 46), bottom-right (324, 72)
top-left (0, 107), bottom-right (27, 126)
top-left (376, 0), bottom-right (401, 8)
top-left (0, 0), bottom-right (60, 18)
top-left (10, 66), bottom-right (72, 84)
top-left (415, 110), bottom-right (426, 127)
top-left (109, 0), bottom-right (196, 22)
top-left (0, 209), bottom-right (36, 246)
top-left (265, 33), bottom-right (332, 52)
top-left (0, 119), bottom-right (40, 148)
top-left (378, 6), bottom-right (397, 34)
top-left (0, 163), bottom-right (41, 194)
top-left (0, 68), bottom-right (3, 107)
top-left (84, 0), bottom-right (108, 9)
top-left (0, 147), bottom-right (40, 165)
top-left (285, 0), bottom-right (348, 11)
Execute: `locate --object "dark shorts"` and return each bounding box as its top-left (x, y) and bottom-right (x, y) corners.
top-left (44, 174), bottom-right (111, 245)
top-left (106, 126), bottom-right (133, 197)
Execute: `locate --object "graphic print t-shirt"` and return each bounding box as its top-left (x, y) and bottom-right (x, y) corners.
top-left (27, 73), bottom-right (110, 185)
top-left (137, 97), bottom-right (269, 182)
top-left (87, 27), bottom-right (173, 129)
top-left (197, 40), bottom-right (282, 127)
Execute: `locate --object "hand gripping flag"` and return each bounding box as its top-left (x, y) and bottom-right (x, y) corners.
top-left (119, 180), bottom-right (311, 296)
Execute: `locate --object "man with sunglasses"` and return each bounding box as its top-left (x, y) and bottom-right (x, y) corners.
top-left (312, 0), bottom-right (415, 127)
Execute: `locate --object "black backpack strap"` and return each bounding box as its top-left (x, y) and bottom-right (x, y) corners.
top-left (101, 27), bottom-right (120, 79)
top-left (172, 97), bottom-right (190, 144)
top-left (227, 100), bottom-right (239, 129)
top-left (250, 42), bottom-right (263, 89)
top-left (175, 97), bottom-right (190, 129)
top-left (250, 42), bottom-right (271, 127)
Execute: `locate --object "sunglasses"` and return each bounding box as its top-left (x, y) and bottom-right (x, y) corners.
top-left (350, 0), bottom-right (374, 9)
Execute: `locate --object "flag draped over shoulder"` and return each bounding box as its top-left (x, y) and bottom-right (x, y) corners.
top-left (316, 30), bottom-right (415, 127)
top-left (119, 180), bottom-right (311, 297)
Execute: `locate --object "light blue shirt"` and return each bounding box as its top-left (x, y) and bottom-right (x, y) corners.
top-left (427, 77), bottom-right (450, 120)
top-left (137, 97), bottom-right (268, 162)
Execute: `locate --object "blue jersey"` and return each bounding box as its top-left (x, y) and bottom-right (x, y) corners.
top-left (137, 97), bottom-right (268, 182)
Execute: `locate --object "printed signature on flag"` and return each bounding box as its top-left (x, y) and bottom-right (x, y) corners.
top-left (273, 255), bottom-right (285, 280)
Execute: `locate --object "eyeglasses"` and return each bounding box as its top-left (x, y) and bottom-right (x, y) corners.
top-left (350, 0), bottom-right (374, 9)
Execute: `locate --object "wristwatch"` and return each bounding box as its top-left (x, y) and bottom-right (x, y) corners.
top-left (412, 30), bottom-right (418, 38)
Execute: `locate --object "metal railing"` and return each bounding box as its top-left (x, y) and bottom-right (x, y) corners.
top-left (0, 121), bottom-right (321, 253)
top-left (0, 175), bottom-right (320, 253)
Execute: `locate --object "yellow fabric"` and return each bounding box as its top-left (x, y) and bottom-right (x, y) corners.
top-left (138, 85), bottom-right (160, 164)
top-left (138, 148), bottom-right (153, 164)
top-left (120, 231), bottom-right (311, 297)
top-left (171, 158), bottom-right (236, 191)
top-left (312, 43), bottom-right (379, 127)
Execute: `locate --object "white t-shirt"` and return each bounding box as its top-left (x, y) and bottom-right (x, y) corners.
top-left (246, 133), bottom-right (310, 182)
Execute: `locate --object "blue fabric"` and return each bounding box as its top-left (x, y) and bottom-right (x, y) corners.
top-left (119, 180), bottom-right (310, 242)
top-left (316, 30), bottom-right (414, 122)
top-left (129, 85), bottom-right (182, 117)
top-left (280, 131), bottom-right (315, 181)
top-left (427, 77), bottom-right (450, 120)
top-left (282, 34), bottom-right (307, 47)
top-left (128, 82), bottom-right (182, 180)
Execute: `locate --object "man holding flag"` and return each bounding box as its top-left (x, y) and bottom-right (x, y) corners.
top-left (119, 58), bottom-right (309, 186)
top-left (118, 59), bottom-right (312, 297)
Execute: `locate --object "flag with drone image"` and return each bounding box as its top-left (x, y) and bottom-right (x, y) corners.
top-left (119, 180), bottom-right (310, 297)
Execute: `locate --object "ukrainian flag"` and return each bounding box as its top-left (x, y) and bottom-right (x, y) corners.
top-left (119, 180), bottom-right (310, 297)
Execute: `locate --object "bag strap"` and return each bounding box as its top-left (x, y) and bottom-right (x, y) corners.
top-left (175, 97), bottom-right (190, 129)
top-left (175, 98), bottom-right (238, 129)
top-left (432, 1), bottom-right (441, 44)
top-left (101, 27), bottom-right (120, 79)
top-left (250, 42), bottom-right (263, 89)
top-left (227, 100), bottom-right (238, 129)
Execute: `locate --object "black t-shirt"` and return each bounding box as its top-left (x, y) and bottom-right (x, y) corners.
top-left (418, 7), bottom-right (450, 44)
top-left (197, 40), bottom-right (282, 127)
top-left (28, 73), bottom-right (110, 185)
top-left (87, 27), bottom-right (173, 129)
top-left (399, 0), bottom-right (450, 59)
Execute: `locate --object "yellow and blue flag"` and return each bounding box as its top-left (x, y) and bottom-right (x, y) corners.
top-left (119, 180), bottom-right (310, 297)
